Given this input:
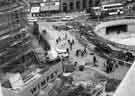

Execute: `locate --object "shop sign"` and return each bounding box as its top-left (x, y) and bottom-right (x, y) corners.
top-left (31, 7), bottom-right (40, 13)
top-left (40, 2), bottom-right (60, 11)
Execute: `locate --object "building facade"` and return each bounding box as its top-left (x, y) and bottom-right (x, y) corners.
top-left (30, 0), bottom-right (86, 16)
top-left (60, 0), bottom-right (84, 12)
top-left (0, 1), bottom-right (43, 74)
top-left (85, 0), bottom-right (124, 9)
top-left (30, 0), bottom-right (61, 17)
top-left (0, 1), bottom-right (64, 96)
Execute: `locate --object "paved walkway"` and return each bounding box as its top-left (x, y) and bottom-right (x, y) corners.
top-left (38, 16), bottom-right (129, 80)
top-left (39, 21), bottom-right (94, 66)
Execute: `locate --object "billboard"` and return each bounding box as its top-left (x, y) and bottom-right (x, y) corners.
top-left (31, 7), bottom-right (40, 13)
top-left (18, 62), bottom-right (63, 96)
top-left (40, 2), bottom-right (60, 11)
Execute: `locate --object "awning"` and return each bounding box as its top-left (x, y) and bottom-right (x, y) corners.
top-left (31, 7), bottom-right (40, 13)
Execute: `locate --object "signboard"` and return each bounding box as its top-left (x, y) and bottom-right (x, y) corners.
top-left (19, 62), bottom-right (63, 96)
top-left (40, 2), bottom-right (60, 11)
top-left (31, 7), bottom-right (40, 13)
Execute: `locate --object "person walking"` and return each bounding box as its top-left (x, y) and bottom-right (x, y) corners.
top-left (56, 39), bottom-right (59, 44)
top-left (83, 46), bottom-right (87, 55)
top-left (64, 33), bottom-right (67, 40)
top-left (72, 39), bottom-right (75, 45)
top-left (81, 50), bottom-right (84, 57)
top-left (67, 40), bottom-right (70, 45)
top-left (93, 56), bottom-right (97, 66)
top-left (58, 36), bottom-right (61, 42)
top-left (76, 49), bottom-right (79, 57)
top-left (74, 61), bottom-right (78, 70)
top-left (69, 41), bottom-right (73, 50)
top-left (66, 48), bottom-right (69, 54)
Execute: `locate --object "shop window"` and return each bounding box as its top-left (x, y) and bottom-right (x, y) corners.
top-left (76, 1), bottom-right (81, 9)
top-left (69, 2), bottom-right (74, 10)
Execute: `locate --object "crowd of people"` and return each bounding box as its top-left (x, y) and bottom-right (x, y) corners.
top-left (55, 32), bottom-right (75, 54)
top-left (104, 59), bottom-right (119, 73)
top-left (75, 47), bottom-right (87, 57)
top-left (54, 22), bottom-right (133, 75)
top-left (55, 31), bottom-right (99, 69)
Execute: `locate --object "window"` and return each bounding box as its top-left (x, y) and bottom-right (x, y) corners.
top-left (76, 1), bottom-right (81, 9)
top-left (89, 0), bottom-right (92, 7)
top-left (69, 2), bottom-right (74, 10)
top-left (63, 3), bottom-right (67, 12)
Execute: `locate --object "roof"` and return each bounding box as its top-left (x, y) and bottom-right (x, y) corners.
top-left (0, 1), bottom-right (26, 15)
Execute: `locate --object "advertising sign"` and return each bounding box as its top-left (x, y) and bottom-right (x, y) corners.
top-left (40, 2), bottom-right (60, 11)
top-left (31, 7), bottom-right (40, 13)
top-left (19, 62), bottom-right (63, 96)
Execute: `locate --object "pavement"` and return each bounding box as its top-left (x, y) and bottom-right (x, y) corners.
top-left (37, 12), bottom-right (129, 80)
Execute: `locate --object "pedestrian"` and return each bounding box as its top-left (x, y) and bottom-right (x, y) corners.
top-left (106, 59), bottom-right (110, 73)
top-left (78, 49), bottom-right (81, 56)
top-left (106, 59), bottom-right (114, 73)
top-left (72, 39), bottom-right (75, 45)
top-left (68, 40), bottom-right (70, 45)
top-left (106, 63), bottom-right (110, 73)
top-left (74, 61), bottom-right (78, 70)
top-left (103, 61), bottom-right (107, 71)
top-left (58, 36), bottom-right (61, 42)
top-left (81, 50), bottom-right (85, 57)
top-left (70, 44), bottom-right (72, 50)
top-left (56, 39), bottom-right (58, 44)
top-left (70, 41), bottom-right (73, 47)
top-left (65, 33), bottom-right (67, 40)
top-left (93, 56), bottom-right (97, 66)
top-left (66, 48), bottom-right (69, 54)
top-left (83, 47), bottom-right (87, 55)
top-left (76, 49), bottom-right (79, 57)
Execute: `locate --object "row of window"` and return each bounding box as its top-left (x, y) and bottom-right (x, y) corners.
top-left (62, 1), bottom-right (81, 11)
